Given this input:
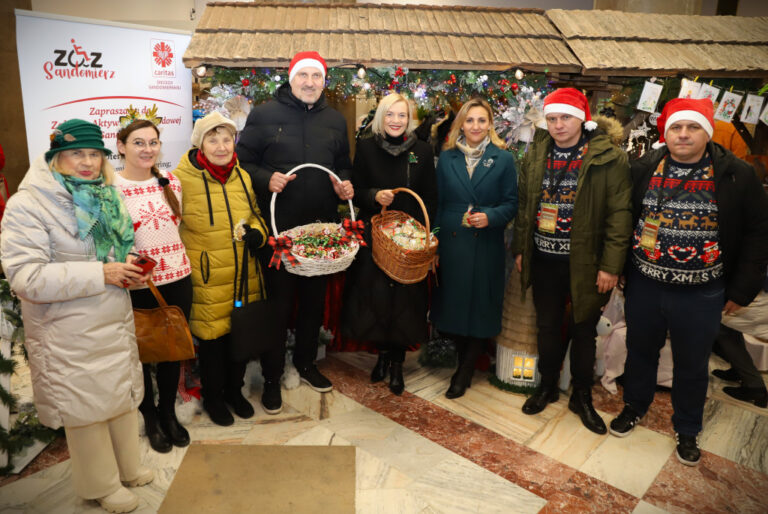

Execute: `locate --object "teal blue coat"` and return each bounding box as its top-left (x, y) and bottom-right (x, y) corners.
top-left (431, 145), bottom-right (518, 338)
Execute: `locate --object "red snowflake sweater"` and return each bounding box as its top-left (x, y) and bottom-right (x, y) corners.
top-left (115, 171), bottom-right (191, 286)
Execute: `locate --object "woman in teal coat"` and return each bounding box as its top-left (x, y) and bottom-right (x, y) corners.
top-left (432, 98), bottom-right (518, 399)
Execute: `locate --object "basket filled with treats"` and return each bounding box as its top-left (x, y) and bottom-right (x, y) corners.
top-left (371, 187), bottom-right (438, 284)
top-left (268, 164), bottom-right (365, 276)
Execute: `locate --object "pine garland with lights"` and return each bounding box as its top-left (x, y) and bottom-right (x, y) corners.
top-left (0, 279), bottom-right (56, 475)
top-left (202, 66), bottom-right (554, 160)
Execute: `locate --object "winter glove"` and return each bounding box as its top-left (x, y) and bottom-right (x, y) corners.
top-left (242, 225), bottom-right (265, 257)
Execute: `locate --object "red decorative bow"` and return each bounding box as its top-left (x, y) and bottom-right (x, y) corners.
top-left (342, 219), bottom-right (367, 247)
top-left (268, 236), bottom-right (298, 269)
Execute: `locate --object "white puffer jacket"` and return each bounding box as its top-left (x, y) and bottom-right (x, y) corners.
top-left (0, 155), bottom-right (143, 429)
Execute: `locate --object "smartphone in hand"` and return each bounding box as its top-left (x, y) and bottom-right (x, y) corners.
top-left (134, 255), bottom-right (157, 275)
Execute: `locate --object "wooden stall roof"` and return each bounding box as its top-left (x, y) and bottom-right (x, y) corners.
top-left (183, 2), bottom-right (581, 72)
top-left (547, 9), bottom-right (768, 77)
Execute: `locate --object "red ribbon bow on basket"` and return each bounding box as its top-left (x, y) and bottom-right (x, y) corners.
top-left (342, 219), bottom-right (367, 247)
top-left (268, 236), bottom-right (299, 269)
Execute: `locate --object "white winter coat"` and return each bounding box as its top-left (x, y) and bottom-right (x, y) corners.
top-left (0, 155), bottom-right (143, 429)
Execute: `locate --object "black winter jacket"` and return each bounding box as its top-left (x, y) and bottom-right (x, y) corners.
top-left (236, 85), bottom-right (353, 233)
top-left (630, 142), bottom-right (768, 306)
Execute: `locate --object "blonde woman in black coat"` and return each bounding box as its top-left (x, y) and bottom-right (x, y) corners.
top-left (342, 93), bottom-right (437, 395)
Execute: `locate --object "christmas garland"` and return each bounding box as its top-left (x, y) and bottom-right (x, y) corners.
top-left (0, 279), bottom-right (56, 475)
top-left (202, 66), bottom-right (554, 162)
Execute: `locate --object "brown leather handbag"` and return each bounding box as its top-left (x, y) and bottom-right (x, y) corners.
top-left (133, 280), bottom-right (195, 363)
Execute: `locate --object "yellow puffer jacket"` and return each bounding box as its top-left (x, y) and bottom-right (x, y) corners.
top-left (174, 149), bottom-right (269, 340)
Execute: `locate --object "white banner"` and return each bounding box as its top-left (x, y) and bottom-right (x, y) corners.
top-left (16, 12), bottom-right (192, 173)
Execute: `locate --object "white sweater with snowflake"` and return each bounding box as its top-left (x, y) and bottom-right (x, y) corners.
top-left (114, 171), bottom-right (191, 285)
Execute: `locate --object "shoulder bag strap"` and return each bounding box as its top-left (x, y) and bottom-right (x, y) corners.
top-left (147, 279), bottom-right (169, 307)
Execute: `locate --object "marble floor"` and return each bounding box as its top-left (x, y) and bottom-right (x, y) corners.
top-left (1, 350), bottom-right (766, 513)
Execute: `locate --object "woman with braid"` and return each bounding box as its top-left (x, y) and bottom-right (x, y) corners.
top-left (114, 107), bottom-right (193, 453)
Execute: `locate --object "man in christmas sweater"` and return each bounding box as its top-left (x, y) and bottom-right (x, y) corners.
top-left (512, 88), bottom-right (632, 434)
top-left (610, 98), bottom-right (768, 466)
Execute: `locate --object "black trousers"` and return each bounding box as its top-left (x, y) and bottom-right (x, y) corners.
top-left (197, 334), bottom-right (248, 401)
top-left (259, 263), bottom-right (328, 381)
top-left (130, 277), bottom-right (192, 413)
top-left (531, 255), bottom-right (600, 390)
top-left (713, 324), bottom-right (765, 389)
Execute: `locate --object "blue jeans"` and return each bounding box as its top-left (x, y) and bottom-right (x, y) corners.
top-left (623, 267), bottom-right (725, 435)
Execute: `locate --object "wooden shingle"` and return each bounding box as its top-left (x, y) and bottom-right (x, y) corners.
top-left (183, 2), bottom-right (580, 72)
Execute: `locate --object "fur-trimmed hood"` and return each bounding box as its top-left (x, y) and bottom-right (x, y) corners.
top-left (592, 115), bottom-right (624, 146)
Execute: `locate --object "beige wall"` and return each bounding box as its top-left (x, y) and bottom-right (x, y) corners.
top-left (1, 0), bottom-right (32, 194)
top-left (593, 0), bottom-right (703, 13)
top-left (30, 0), bottom-right (197, 31)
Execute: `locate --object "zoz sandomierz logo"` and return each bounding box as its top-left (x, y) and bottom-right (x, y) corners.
top-left (43, 38), bottom-right (116, 80)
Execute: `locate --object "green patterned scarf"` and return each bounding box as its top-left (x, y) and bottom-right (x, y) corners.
top-left (52, 171), bottom-right (135, 263)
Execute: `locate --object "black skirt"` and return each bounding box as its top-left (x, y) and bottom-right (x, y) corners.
top-left (341, 245), bottom-right (429, 347)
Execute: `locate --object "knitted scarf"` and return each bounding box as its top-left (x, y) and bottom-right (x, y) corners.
top-left (53, 171), bottom-right (135, 263)
top-left (196, 150), bottom-right (237, 184)
top-left (455, 135), bottom-right (490, 178)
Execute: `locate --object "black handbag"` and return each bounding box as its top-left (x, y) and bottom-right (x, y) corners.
top-left (229, 241), bottom-right (282, 362)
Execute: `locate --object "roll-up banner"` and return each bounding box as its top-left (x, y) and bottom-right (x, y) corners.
top-left (15, 11), bottom-right (192, 172)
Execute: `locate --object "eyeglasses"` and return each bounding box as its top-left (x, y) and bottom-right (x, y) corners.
top-left (130, 140), bottom-right (161, 149)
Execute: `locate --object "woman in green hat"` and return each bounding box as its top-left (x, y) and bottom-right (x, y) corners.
top-left (1, 119), bottom-right (154, 513)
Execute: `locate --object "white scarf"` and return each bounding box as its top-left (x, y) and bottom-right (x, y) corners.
top-left (456, 135), bottom-right (490, 178)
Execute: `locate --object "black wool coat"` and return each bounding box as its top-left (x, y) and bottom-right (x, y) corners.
top-left (630, 142), bottom-right (768, 306)
top-left (236, 84), bottom-right (353, 233)
top-left (341, 135), bottom-right (437, 346)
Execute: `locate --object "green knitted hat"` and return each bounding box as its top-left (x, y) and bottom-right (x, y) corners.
top-left (45, 119), bottom-right (112, 161)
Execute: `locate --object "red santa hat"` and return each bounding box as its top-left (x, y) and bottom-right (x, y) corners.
top-left (288, 51), bottom-right (327, 82)
top-left (543, 88), bottom-right (597, 131)
top-left (652, 97), bottom-right (714, 149)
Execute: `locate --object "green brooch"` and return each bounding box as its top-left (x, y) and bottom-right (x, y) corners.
top-left (408, 152), bottom-right (418, 164)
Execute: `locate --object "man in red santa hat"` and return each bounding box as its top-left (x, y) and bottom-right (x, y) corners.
top-left (236, 51), bottom-right (354, 415)
top-left (512, 87), bottom-right (632, 434)
top-left (611, 97), bottom-right (768, 466)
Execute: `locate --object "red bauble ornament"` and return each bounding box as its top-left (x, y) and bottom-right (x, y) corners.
top-left (241, 78), bottom-right (250, 87)
top-left (511, 82), bottom-right (519, 92)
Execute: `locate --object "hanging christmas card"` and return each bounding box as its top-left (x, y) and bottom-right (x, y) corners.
top-left (697, 83), bottom-right (721, 105)
top-left (740, 94), bottom-right (764, 124)
top-left (678, 79), bottom-right (701, 99)
top-left (759, 101), bottom-right (768, 126)
top-left (714, 91), bottom-right (743, 122)
top-left (637, 81), bottom-right (663, 113)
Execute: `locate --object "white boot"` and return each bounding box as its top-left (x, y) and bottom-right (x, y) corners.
top-left (122, 466), bottom-right (154, 487)
top-left (97, 486), bottom-right (139, 513)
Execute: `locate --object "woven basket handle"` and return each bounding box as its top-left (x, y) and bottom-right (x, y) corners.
top-left (381, 187), bottom-right (431, 237)
top-left (269, 163), bottom-right (356, 236)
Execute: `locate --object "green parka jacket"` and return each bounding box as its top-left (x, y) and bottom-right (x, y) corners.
top-left (511, 116), bottom-right (632, 323)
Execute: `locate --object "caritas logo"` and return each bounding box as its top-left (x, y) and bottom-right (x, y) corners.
top-left (151, 39), bottom-right (175, 78)
top-left (43, 38), bottom-right (116, 80)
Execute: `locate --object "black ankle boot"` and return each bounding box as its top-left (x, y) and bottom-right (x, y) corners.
top-left (522, 384), bottom-right (559, 415)
top-left (159, 408), bottom-right (190, 447)
top-left (141, 408), bottom-right (172, 453)
top-left (371, 352), bottom-right (390, 383)
top-left (445, 339), bottom-right (482, 400)
top-left (722, 386), bottom-right (768, 408)
top-left (203, 396), bottom-right (234, 426)
top-left (568, 388), bottom-right (607, 434)
top-left (389, 362), bottom-right (404, 395)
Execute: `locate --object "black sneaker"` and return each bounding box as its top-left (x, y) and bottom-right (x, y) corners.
top-left (609, 405), bottom-right (642, 437)
top-left (297, 365), bottom-right (333, 393)
top-left (675, 433), bottom-right (701, 466)
top-left (261, 380), bottom-right (283, 414)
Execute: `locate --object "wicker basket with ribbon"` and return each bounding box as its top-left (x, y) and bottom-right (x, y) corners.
top-left (371, 187), bottom-right (438, 284)
top-left (268, 163), bottom-right (364, 276)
